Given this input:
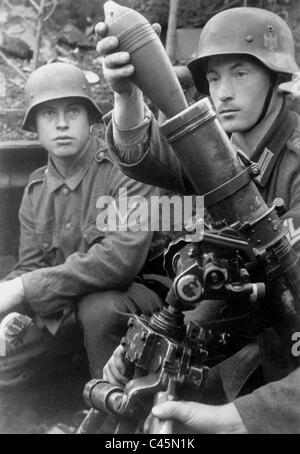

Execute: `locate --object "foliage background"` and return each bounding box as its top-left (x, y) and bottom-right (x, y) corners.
top-left (50, 0), bottom-right (294, 30)
top-left (1, 0), bottom-right (300, 141)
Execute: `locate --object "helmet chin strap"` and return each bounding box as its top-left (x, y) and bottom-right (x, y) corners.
top-left (242, 74), bottom-right (278, 134)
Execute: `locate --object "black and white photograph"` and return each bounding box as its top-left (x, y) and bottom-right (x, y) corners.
top-left (0, 0), bottom-right (299, 436)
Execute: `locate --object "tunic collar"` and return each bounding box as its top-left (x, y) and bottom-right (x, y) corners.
top-left (231, 103), bottom-right (296, 187)
top-left (46, 136), bottom-right (97, 193)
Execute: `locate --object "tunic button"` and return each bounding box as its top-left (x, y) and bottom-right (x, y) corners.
top-left (66, 223), bottom-right (71, 230)
top-left (98, 151), bottom-right (105, 159)
top-left (42, 242), bottom-right (49, 249)
top-left (62, 187), bottom-right (69, 196)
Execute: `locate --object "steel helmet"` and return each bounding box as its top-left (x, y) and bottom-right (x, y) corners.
top-left (22, 62), bottom-right (103, 131)
top-left (188, 7), bottom-right (299, 94)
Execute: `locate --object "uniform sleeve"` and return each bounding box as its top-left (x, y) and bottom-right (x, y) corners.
top-left (4, 185), bottom-right (50, 281)
top-left (234, 367), bottom-right (300, 433)
top-left (106, 107), bottom-right (196, 195)
top-left (20, 166), bottom-right (158, 316)
top-left (233, 150), bottom-right (300, 434)
top-left (281, 164), bottom-right (300, 256)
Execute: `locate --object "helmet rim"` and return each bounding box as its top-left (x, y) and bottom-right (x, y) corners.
top-left (22, 62), bottom-right (103, 132)
top-left (188, 7), bottom-right (299, 94)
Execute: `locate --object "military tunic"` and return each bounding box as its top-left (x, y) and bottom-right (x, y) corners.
top-left (5, 135), bottom-right (158, 317)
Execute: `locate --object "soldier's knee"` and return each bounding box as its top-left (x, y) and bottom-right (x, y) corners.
top-left (77, 290), bottom-right (131, 331)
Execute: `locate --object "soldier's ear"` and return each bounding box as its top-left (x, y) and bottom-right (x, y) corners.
top-left (89, 116), bottom-right (97, 134)
top-left (85, 103), bottom-right (95, 127)
top-left (28, 112), bottom-right (38, 133)
top-left (277, 73), bottom-right (291, 86)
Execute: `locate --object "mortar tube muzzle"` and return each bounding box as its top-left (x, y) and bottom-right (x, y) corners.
top-left (84, 379), bottom-right (125, 415)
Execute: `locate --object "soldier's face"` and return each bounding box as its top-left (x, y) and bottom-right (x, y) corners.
top-left (206, 55), bottom-right (275, 133)
top-left (35, 98), bottom-right (90, 159)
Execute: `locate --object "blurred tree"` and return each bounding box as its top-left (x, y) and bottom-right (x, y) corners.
top-left (0, 0), bottom-right (59, 77)
top-left (29, 0), bottom-right (59, 69)
top-left (166, 0), bottom-right (180, 62)
top-left (49, 0), bottom-right (294, 33)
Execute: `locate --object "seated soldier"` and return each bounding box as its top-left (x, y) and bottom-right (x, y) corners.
top-left (0, 62), bottom-right (164, 387)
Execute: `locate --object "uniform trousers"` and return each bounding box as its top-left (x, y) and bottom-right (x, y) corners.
top-left (0, 282), bottom-right (163, 388)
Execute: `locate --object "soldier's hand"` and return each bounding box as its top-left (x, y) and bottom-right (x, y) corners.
top-left (0, 312), bottom-right (33, 351)
top-left (95, 22), bottom-right (162, 96)
top-left (149, 401), bottom-right (248, 434)
top-left (103, 345), bottom-right (130, 387)
top-left (0, 278), bottom-right (25, 315)
top-left (95, 22), bottom-right (137, 96)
